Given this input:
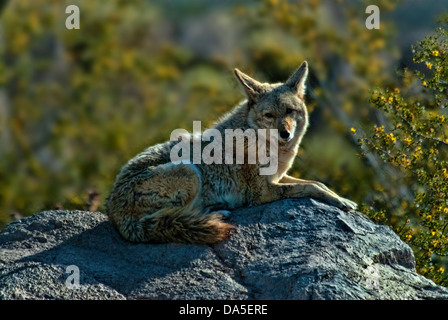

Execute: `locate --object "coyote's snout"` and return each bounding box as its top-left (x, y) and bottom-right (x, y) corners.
top-left (106, 61), bottom-right (358, 244)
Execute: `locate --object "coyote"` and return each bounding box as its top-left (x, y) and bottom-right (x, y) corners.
top-left (106, 61), bottom-right (357, 244)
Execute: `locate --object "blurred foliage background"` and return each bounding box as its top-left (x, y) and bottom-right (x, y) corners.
top-left (1, 0), bottom-right (448, 284)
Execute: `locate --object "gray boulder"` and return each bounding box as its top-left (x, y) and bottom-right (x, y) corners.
top-left (1, 198), bottom-right (447, 300)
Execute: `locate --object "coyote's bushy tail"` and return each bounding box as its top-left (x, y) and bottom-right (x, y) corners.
top-left (118, 206), bottom-right (235, 245)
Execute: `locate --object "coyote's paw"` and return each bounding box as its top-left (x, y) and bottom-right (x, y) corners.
top-left (336, 197), bottom-right (358, 212)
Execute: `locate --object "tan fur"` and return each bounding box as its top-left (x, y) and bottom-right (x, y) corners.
top-left (106, 61), bottom-right (357, 245)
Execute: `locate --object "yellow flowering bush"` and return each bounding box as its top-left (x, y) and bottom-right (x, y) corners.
top-left (359, 15), bottom-right (448, 285)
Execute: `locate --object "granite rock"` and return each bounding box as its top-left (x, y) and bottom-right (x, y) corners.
top-left (1, 198), bottom-right (447, 300)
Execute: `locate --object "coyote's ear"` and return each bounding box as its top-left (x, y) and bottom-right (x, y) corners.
top-left (234, 68), bottom-right (263, 101)
top-left (285, 61), bottom-right (308, 98)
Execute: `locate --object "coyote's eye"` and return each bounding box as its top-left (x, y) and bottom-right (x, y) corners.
top-left (264, 113), bottom-right (274, 119)
top-left (286, 108), bottom-right (294, 115)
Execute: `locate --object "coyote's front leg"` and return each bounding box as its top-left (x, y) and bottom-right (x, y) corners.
top-left (262, 176), bottom-right (357, 212)
top-left (279, 175), bottom-right (341, 198)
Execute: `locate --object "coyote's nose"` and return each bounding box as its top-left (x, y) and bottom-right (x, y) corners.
top-left (280, 130), bottom-right (291, 140)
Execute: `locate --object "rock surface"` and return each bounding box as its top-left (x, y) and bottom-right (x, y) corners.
top-left (1, 198), bottom-right (448, 300)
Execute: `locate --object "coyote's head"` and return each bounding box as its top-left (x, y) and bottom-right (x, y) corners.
top-left (234, 61), bottom-right (309, 146)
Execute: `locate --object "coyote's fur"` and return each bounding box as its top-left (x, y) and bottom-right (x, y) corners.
top-left (106, 61), bottom-right (357, 244)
